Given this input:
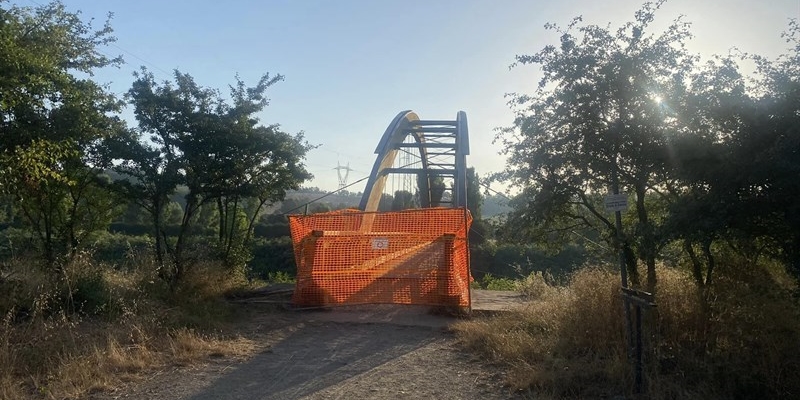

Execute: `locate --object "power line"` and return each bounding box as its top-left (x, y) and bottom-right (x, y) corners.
top-left (109, 43), bottom-right (174, 78)
top-left (282, 159), bottom-right (422, 215)
top-left (479, 181), bottom-right (512, 200)
top-left (281, 175), bottom-right (370, 215)
top-left (23, 0), bottom-right (174, 80)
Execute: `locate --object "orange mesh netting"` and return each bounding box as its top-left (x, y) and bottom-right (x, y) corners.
top-left (288, 207), bottom-right (472, 308)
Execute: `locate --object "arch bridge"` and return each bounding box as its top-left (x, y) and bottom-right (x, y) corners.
top-left (288, 111), bottom-right (473, 310)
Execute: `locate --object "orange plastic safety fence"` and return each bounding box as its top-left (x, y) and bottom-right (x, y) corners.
top-left (288, 207), bottom-right (472, 308)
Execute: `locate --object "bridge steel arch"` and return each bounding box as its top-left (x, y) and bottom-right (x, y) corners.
top-left (359, 110), bottom-right (470, 212)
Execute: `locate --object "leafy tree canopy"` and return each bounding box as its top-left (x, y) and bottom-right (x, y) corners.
top-left (0, 1), bottom-right (125, 266)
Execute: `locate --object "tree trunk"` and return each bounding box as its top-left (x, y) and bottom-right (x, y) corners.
top-left (245, 197), bottom-right (269, 244)
top-left (44, 221), bottom-right (55, 269)
top-left (684, 239), bottom-right (705, 289)
top-left (44, 191), bottom-right (57, 270)
top-left (634, 183), bottom-right (657, 292)
top-left (224, 197), bottom-right (240, 258)
top-left (64, 170), bottom-right (92, 262)
top-left (702, 239), bottom-right (715, 287)
top-left (217, 197), bottom-right (225, 246)
top-left (171, 194), bottom-right (199, 291)
top-left (151, 197), bottom-right (165, 273)
top-left (66, 187), bottom-right (81, 262)
top-left (623, 241), bottom-right (640, 285)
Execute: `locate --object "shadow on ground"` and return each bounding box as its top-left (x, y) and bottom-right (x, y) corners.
top-left (188, 320), bottom-right (438, 400)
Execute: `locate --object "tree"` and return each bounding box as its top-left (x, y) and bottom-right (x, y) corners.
top-left (466, 167), bottom-right (483, 220)
top-left (497, 1), bottom-right (695, 290)
top-left (113, 68), bottom-right (312, 288)
top-left (665, 22), bottom-right (800, 283)
top-left (390, 190), bottom-right (414, 211)
top-left (738, 21), bottom-right (800, 278)
top-left (417, 173), bottom-right (446, 208)
top-left (107, 127), bottom-right (181, 274)
top-left (377, 193), bottom-right (394, 212)
top-left (0, 1), bottom-right (125, 267)
top-left (658, 54), bottom-right (750, 289)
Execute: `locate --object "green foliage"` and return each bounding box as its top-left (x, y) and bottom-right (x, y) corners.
top-left (481, 193), bottom-right (512, 219)
top-left (417, 172), bottom-right (447, 208)
top-left (416, 173), bottom-right (446, 208)
top-left (662, 21), bottom-right (800, 280)
top-left (0, 140), bottom-right (75, 191)
top-left (471, 240), bottom-right (587, 283)
top-left (110, 68), bottom-right (313, 289)
top-left (390, 190), bottom-right (414, 211)
top-left (247, 236), bottom-right (295, 279)
top-left (376, 193), bottom-right (394, 212)
top-left (498, 1), bottom-right (697, 290)
top-left (478, 273), bottom-right (516, 291)
top-left (65, 263), bottom-right (116, 316)
top-left (466, 167), bottom-right (482, 220)
top-left (88, 231), bottom-right (152, 264)
top-left (266, 271), bottom-right (295, 284)
top-left (498, 2), bottom-right (800, 288)
top-left (0, 1), bottom-right (126, 268)
top-left (0, 253), bottom-right (122, 320)
top-left (253, 216), bottom-right (291, 238)
top-left (11, 168), bottom-right (124, 265)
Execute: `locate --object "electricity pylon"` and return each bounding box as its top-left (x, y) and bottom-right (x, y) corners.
top-left (334, 161), bottom-right (354, 191)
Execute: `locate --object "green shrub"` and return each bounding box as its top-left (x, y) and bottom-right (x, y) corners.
top-left (0, 259), bottom-right (57, 320)
top-left (67, 269), bottom-right (113, 316)
top-left (470, 241), bottom-right (587, 284)
top-left (248, 237), bottom-right (295, 279)
top-left (515, 270), bottom-right (557, 299)
top-left (61, 254), bottom-right (122, 317)
top-left (252, 220), bottom-right (291, 239)
top-left (89, 232), bottom-right (152, 265)
top-left (266, 271), bottom-right (295, 284)
top-left (480, 273), bottom-right (517, 291)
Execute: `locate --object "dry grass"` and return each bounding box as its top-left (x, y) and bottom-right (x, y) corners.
top-left (38, 326), bottom-right (257, 399)
top-left (454, 262), bottom-right (800, 399)
top-left (455, 268), bottom-right (628, 398)
top-left (0, 255), bottom-right (261, 400)
top-left (168, 328), bottom-right (255, 365)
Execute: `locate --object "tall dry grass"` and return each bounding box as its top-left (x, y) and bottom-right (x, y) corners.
top-left (0, 251), bottom-right (259, 400)
top-left (454, 261), bottom-right (800, 399)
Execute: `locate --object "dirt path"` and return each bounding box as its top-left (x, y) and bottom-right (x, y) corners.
top-left (94, 293), bottom-right (524, 400)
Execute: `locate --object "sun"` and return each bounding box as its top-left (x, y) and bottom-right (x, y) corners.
top-left (653, 95), bottom-right (663, 104)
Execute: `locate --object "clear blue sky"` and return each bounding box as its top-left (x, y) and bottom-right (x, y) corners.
top-left (17, 0), bottom-right (800, 192)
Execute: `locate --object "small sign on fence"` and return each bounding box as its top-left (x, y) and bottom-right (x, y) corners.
top-left (371, 237), bottom-right (389, 250)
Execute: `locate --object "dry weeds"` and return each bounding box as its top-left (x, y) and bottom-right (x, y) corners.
top-left (0, 255), bottom-right (261, 400)
top-left (454, 262), bottom-right (800, 399)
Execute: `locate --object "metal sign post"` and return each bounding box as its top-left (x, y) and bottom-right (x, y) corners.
top-left (605, 189), bottom-right (634, 350)
top-left (607, 166), bottom-right (649, 395)
top-left (621, 288), bottom-right (656, 394)
top-left (607, 189), bottom-right (656, 395)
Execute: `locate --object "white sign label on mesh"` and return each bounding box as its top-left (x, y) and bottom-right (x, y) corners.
top-left (371, 238), bottom-right (389, 250)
